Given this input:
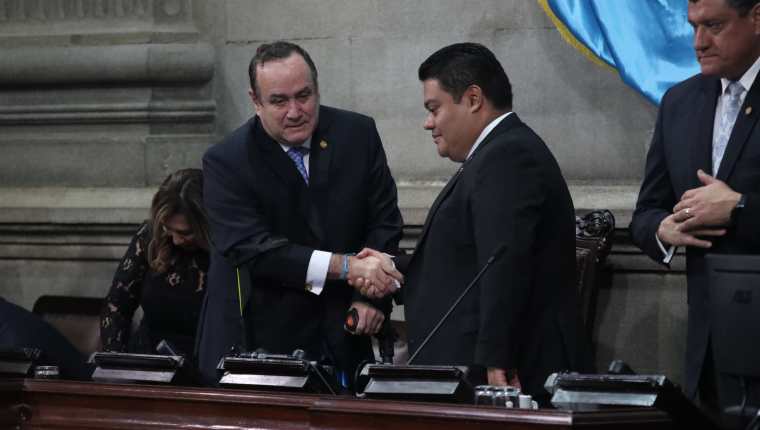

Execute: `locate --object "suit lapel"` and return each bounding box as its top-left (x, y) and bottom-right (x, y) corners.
top-left (717, 72), bottom-right (760, 181)
top-left (305, 107), bottom-right (334, 243)
top-left (413, 113), bottom-right (523, 255)
top-left (249, 117), bottom-right (321, 242)
top-left (251, 117), bottom-right (308, 190)
top-left (415, 164), bottom-right (464, 248)
top-left (692, 76), bottom-right (719, 179)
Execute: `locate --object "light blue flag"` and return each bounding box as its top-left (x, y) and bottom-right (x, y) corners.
top-left (540, 0), bottom-right (700, 105)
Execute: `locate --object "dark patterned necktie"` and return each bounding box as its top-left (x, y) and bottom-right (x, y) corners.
top-left (286, 146), bottom-right (309, 185)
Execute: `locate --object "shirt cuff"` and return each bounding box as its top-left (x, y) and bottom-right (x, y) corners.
top-left (305, 250), bottom-right (331, 295)
top-left (385, 253), bottom-right (401, 290)
top-left (655, 233), bottom-right (676, 265)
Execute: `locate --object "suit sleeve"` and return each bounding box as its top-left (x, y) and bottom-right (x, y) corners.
top-left (203, 144), bottom-right (313, 288)
top-left (352, 118), bottom-right (404, 305)
top-left (361, 119), bottom-right (404, 254)
top-left (469, 140), bottom-right (545, 370)
top-left (630, 99), bottom-right (678, 264)
top-left (734, 193), bottom-right (760, 244)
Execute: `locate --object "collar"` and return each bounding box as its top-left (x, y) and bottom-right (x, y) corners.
top-left (279, 138), bottom-right (312, 153)
top-left (721, 54), bottom-right (760, 94)
top-left (466, 111), bottom-right (513, 160)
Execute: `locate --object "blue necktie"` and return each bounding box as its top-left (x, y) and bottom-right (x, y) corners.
top-left (713, 81), bottom-right (744, 174)
top-left (286, 146), bottom-right (309, 185)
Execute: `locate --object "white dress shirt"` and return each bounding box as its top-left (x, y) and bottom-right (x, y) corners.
top-left (279, 139), bottom-right (330, 295)
top-left (466, 112), bottom-right (513, 161)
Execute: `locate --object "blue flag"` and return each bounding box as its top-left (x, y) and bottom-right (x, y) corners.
top-left (539, 0), bottom-right (700, 105)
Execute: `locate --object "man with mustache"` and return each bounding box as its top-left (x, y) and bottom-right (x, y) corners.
top-left (631, 0), bottom-right (760, 418)
top-left (197, 41), bottom-right (403, 388)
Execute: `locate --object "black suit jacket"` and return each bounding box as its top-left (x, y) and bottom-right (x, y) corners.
top-left (197, 105), bottom-right (402, 383)
top-left (631, 73), bottom-right (760, 399)
top-left (400, 113), bottom-right (589, 399)
top-left (0, 298), bottom-right (91, 380)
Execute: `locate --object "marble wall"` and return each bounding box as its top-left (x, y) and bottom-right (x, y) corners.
top-left (0, 0), bottom-right (688, 385)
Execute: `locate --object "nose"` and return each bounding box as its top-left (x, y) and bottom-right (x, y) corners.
top-left (286, 99), bottom-right (302, 119)
top-left (693, 26), bottom-right (708, 52)
top-left (423, 113), bottom-right (434, 130)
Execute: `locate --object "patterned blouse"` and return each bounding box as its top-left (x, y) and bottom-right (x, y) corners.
top-left (100, 222), bottom-right (208, 358)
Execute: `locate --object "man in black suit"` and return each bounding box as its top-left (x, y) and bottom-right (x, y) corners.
top-left (0, 297), bottom-right (91, 380)
top-left (359, 43), bottom-right (588, 401)
top-left (630, 0), bottom-right (760, 412)
top-left (197, 41), bottom-right (403, 386)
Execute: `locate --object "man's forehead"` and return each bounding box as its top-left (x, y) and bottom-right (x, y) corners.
top-left (423, 79), bottom-right (452, 104)
top-left (257, 58), bottom-right (315, 96)
top-left (257, 53), bottom-right (305, 72)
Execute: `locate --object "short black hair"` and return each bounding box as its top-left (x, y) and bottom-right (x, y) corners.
top-left (248, 41), bottom-right (319, 99)
top-left (418, 42), bottom-right (512, 110)
top-left (689, 0), bottom-right (760, 15)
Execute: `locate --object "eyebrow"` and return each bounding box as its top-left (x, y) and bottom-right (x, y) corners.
top-left (269, 86), bottom-right (313, 100)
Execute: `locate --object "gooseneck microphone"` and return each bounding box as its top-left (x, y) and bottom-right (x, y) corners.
top-left (407, 243), bottom-right (507, 365)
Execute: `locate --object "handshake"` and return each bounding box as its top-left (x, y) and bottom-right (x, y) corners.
top-left (338, 248), bottom-right (403, 299)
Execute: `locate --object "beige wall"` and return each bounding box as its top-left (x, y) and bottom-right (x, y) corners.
top-left (0, 0), bottom-right (686, 385)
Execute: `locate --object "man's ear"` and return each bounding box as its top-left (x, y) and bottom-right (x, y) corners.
top-left (464, 85), bottom-right (484, 113)
top-left (752, 3), bottom-right (760, 35)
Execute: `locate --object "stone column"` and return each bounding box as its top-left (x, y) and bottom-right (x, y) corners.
top-left (0, 0), bottom-right (215, 307)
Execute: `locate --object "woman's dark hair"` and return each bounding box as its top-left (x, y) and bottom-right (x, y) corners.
top-left (148, 168), bottom-right (209, 273)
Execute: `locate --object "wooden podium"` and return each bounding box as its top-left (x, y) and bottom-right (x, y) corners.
top-left (0, 378), bottom-right (672, 429)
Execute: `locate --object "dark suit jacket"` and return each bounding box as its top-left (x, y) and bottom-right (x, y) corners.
top-left (631, 73), bottom-right (760, 399)
top-left (400, 113), bottom-right (589, 399)
top-left (197, 105), bottom-right (402, 384)
top-left (0, 298), bottom-right (91, 380)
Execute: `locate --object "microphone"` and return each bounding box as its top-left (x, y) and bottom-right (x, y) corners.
top-left (407, 243), bottom-right (507, 365)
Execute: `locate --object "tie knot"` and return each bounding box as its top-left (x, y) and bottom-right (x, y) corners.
top-left (727, 81), bottom-right (744, 98)
top-left (288, 146), bottom-right (309, 157)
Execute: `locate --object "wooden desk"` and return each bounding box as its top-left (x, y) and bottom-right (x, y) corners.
top-left (0, 379), bottom-right (672, 429)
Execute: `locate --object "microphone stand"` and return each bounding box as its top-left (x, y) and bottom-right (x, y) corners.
top-left (407, 244), bottom-right (507, 364)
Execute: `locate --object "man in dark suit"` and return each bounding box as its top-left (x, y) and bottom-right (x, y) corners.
top-left (359, 43), bottom-right (589, 401)
top-left (630, 0), bottom-right (760, 413)
top-left (0, 297), bottom-right (91, 380)
top-left (197, 41), bottom-right (403, 386)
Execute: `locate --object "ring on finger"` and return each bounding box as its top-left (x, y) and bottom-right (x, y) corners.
top-left (685, 207), bottom-right (691, 216)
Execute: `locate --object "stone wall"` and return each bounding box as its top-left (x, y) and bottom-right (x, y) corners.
top-left (0, 0), bottom-right (688, 386)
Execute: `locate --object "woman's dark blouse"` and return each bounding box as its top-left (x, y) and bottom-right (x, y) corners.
top-left (100, 222), bottom-right (208, 358)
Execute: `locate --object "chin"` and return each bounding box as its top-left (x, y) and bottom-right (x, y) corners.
top-left (698, 61), bottom-right (723, 77)
top-left (286, 131), bottom-right (313, 145)
top-left (700, 67), bottom-right (720, 76)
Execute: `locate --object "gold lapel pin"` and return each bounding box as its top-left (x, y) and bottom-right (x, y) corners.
top-left (745, 106), bottom-right (753, 115)
top-left (319, 140), bottom-right (328, 149)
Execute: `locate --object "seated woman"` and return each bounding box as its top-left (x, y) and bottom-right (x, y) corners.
top-left (100, 168), bottom-right (209, 360)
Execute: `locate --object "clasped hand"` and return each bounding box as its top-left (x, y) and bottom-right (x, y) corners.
top-left (347, 248), bottom-right (402, 299)
top-left (657, 169), bottom-right (739, 248)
